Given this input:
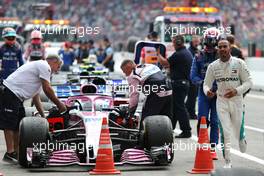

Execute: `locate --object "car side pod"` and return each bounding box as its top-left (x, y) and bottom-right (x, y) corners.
top-left (89, 117), bottom-right (121, 175)
top-left (187, 116), bottom-right (214, 174)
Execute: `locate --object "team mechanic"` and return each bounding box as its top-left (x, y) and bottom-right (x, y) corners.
top-left (120, 59), bottom-right (172, 122)
top-left (190, 27), bottom-right (220, 159)
top-left (0, 27), bottom-right (23, 79)
top-left (203, 39), bottom-right (253, 168)
top-left (157, 34), bottom-right (192, 138)
top-left (0, 54), bottom-right (66, 163)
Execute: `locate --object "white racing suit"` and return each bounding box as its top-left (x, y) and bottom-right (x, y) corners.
top-left (203, 57), bottom-right (253, 161)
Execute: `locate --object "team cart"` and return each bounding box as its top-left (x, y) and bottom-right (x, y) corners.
top-left (19, 93), bottom-right (174, 168)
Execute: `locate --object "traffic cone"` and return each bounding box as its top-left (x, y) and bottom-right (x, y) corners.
top-left (89, 117), bottom-right (121, 175)
top-left (187, 116), bottom-right (214, 174)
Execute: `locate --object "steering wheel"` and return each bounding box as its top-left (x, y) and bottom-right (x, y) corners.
top-left (71, 99), bottom-right (83, 111)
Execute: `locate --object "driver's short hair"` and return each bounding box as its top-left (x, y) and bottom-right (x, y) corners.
top-left (120, 59), bottom-right (134, 68)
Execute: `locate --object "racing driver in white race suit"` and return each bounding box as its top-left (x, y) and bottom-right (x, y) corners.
top-left (203, 39), bottom-right (253, 168)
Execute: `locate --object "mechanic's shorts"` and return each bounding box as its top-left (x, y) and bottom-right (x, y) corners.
top-left (0, 86), bottom-right (25, 131)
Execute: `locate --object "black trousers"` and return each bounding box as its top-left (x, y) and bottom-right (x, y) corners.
top-left (171, 80), bottom-right (191, 131)
top-left (185, 83), bottom-right (198, 118)
top-left (0, 86), bottom-right (25, 130)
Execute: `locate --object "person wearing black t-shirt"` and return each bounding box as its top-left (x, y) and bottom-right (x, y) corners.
top-left (157, 35), bottom-right (192, 138)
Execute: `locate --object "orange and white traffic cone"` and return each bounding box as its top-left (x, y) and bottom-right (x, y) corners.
top-left (187, 116), bottom-right (214, 174)
top-left (89, 117), bottom-right (121, 175)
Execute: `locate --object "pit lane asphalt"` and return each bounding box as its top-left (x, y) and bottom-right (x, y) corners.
top-left (1, 88), bottom-right (264, 175)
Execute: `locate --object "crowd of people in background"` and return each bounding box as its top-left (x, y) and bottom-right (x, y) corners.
top-left (1, 0), bottom-right (263, 49)
top-left (0, 28), bottom-right (116, 75)
top-left (71, 37), bottom-right (114, 71)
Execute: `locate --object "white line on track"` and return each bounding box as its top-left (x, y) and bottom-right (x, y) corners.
top-left (174, 129), bottom-right (264, 166)
top-left (246, 94), bottom-right (264, 100)
top-left (230, 149), bottom-right (264, 165)
top-left (245, 125), bottom-right (264, 133)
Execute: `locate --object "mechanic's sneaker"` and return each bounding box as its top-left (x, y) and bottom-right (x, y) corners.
top-left (2, 152), bottom-right (17, 163)
top-left (223, 159), bottom-right (232, 168)
top-left (239, 139), bottom-right (247, 153)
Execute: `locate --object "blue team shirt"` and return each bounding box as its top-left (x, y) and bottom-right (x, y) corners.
top-left (0, 42), bottom-right (23, 79)
top-left (59, 49), bottom-right (75, 66)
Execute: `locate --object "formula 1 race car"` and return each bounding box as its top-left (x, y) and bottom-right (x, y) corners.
top-left (19, 94), bottom-right (174, 168)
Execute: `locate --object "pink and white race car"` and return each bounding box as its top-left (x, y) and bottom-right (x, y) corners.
top-left (19, 94), bottom-right (174, 168)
